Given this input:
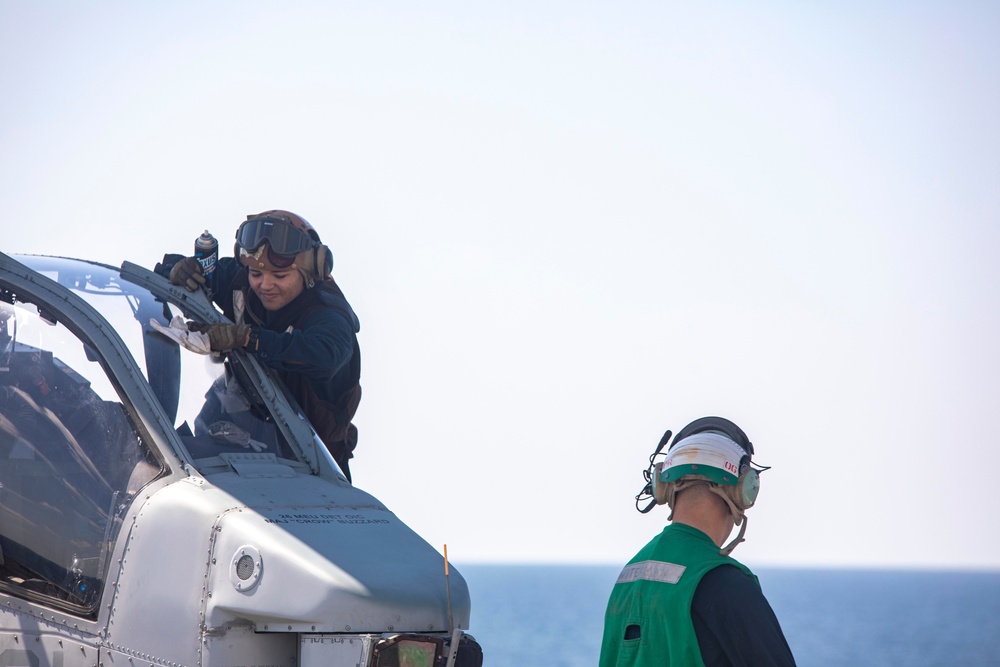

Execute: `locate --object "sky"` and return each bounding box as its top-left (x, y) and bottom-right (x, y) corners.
top-left (2, 1), bottom-right (999, 571)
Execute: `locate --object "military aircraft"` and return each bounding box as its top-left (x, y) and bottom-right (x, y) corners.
top-left (0, 252), bottom-right (481, 667)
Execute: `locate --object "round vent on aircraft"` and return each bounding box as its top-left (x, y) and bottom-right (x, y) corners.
top-left (229, 545), bottom-right (262, 592)
top-left (236, 554), bottom-right (255, 579)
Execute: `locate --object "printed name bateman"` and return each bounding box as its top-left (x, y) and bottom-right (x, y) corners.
top-left (265, 513), bottom-right (390, 525)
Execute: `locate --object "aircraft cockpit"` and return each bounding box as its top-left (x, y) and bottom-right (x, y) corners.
top-left (0, 255), bottom-right (326, 615)
top-left (0, 296), bottom-right (161, 613)
top-left (0, 252), bottom-right (480, 667)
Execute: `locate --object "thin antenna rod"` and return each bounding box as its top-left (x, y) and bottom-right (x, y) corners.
top-left (444, 544), bottom-right (454, 632)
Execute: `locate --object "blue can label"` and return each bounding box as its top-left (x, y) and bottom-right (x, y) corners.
top-left (197, 254), bottom-right (216, 277)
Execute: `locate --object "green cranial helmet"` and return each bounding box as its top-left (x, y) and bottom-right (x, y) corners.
top-left (659, 431), bottom-right (759, 510)
top-left (643, 416), bottom-right (768, 555)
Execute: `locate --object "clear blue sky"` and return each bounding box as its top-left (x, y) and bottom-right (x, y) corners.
top-left (3, 1), bottom-right (998, 570)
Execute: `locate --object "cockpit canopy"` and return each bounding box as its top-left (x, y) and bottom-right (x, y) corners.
top-left (0, 254), bottom-right (332, 617)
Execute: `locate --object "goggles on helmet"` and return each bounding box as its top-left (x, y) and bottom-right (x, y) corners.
top-left (236, 217), bottom-right (314, 257)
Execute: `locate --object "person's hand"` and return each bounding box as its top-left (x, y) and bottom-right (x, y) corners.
top-left (187, 322), bottom-right (251, 352)
top-left (169, 257), bottom-right (206, 291)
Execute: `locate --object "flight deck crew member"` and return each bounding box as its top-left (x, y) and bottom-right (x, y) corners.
top-left (162, 210), bottom-right (362, 481)
top-left (600, 416), bottom-right (796, 667)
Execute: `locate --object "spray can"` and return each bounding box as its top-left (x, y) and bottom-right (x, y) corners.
top-left (194, 230), bottom-right (219, 281)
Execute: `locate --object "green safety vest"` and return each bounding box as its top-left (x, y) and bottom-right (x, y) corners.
top-left (600, 523), bottom-right (758, 667)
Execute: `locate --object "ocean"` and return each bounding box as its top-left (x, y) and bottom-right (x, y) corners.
top-left (458, 564), bottom-right (1000, 666)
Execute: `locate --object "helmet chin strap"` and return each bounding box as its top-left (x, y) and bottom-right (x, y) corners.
top-left (670, 481), bottom-right (751, 556)
top-left (720, 515), bottom-right (747, 556)
top-left (707, 485), bottom-right (748, 556)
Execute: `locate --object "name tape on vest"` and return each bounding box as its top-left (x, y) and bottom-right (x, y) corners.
top-left (616, 560), bottom-right (687, 585)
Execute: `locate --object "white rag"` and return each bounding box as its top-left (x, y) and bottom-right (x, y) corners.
top-left (149, 316), bottom-right (213, 355)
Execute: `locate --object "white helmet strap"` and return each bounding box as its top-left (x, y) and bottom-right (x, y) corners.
top-left (720, 515), bottom-right (748, 556)
top-left (661, 477), bottom-right (750, 555)
top-left (708, 483), bottom-right (746, 527)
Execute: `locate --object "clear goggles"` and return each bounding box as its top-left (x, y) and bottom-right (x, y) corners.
top-left (236, 217), bottom-right (313, 256)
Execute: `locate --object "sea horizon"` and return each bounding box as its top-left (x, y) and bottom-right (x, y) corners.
top-left (457, 563), bottom-right (1000, 666)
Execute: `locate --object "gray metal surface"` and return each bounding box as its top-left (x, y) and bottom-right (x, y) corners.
top-left (0, 252), bottom-right (475, 667)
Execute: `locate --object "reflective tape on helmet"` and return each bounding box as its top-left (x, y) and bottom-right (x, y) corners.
top-left (660, 432), bottom-right (747, 486)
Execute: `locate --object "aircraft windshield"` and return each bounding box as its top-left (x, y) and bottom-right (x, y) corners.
top-left (0, 262), bottom-right (163, 615)
top-left (0, 254), bottom-right (322, 618)
top-left (13, 257), bottom-right (306, 472)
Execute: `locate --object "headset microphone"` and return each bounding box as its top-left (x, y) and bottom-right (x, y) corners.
top-left (635, 429), bottom-right (672, 514)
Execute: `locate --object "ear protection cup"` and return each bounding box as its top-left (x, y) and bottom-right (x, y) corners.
top-left (737, 466), bottom-right (760, 509)
top-left (296, 243), bottom-right (333, 280)
top-left (652, 462), bottom-right (669, 505)
top-left (315, 243), bottom-right (333, 278)
top-left (299, 224), bottom-right (333, 279)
